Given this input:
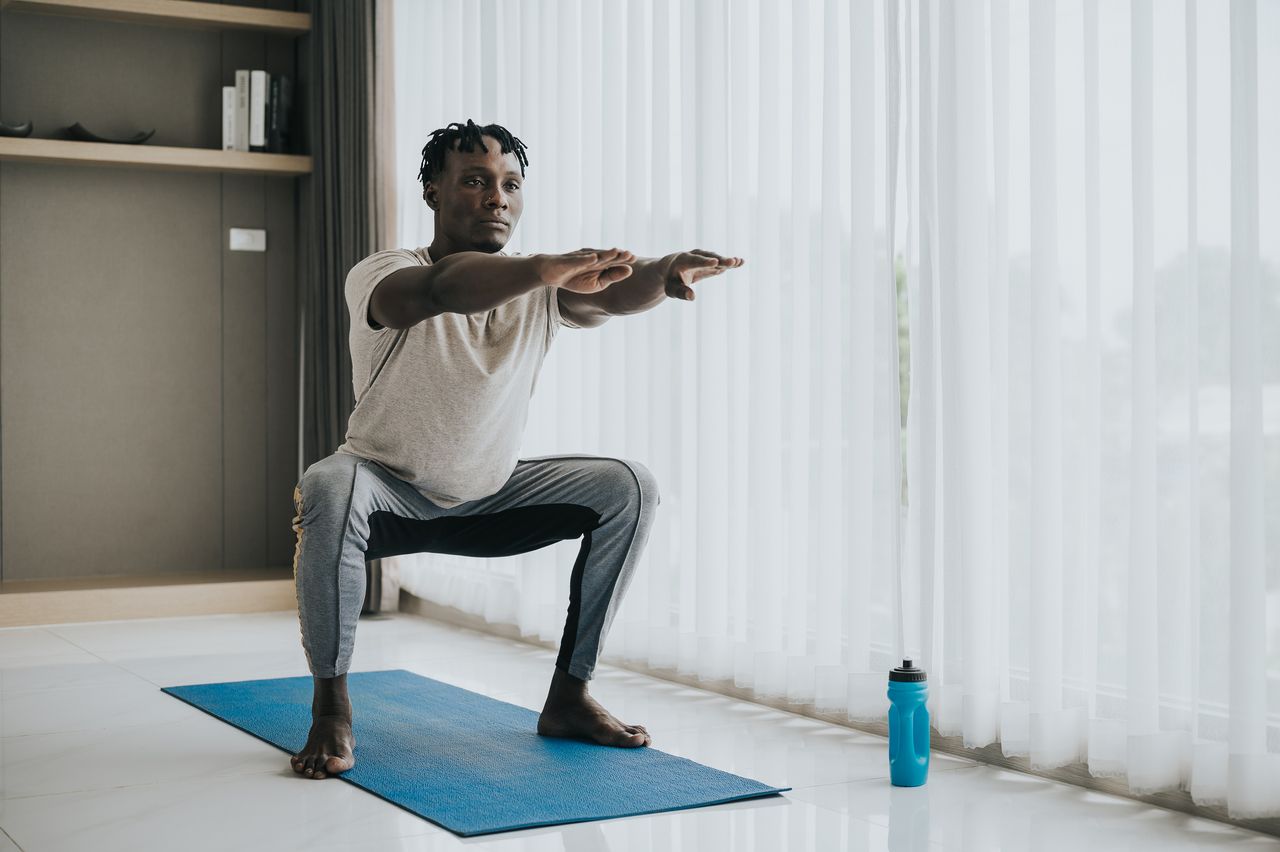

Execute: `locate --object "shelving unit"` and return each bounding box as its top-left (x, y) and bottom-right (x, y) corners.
top-left (0, 0), bottom-right (312, 176)
top-left (0, 0), bottom-right (311, 592)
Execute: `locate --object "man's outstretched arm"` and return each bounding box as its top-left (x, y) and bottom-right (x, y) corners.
top-left (559, 249), bottom-right (745, 325)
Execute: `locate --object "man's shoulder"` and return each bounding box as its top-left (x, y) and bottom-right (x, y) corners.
top-left (367, 246), bottom-right (429, 266)
top-left (346, 248), bottom-right (428, 288)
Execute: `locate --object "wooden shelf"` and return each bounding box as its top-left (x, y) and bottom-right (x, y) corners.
top-left (0, 136), bottom-right (311, 176)
top-left (0, 0), bottom-right (310, 36)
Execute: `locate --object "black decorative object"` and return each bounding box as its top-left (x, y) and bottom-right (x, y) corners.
top-left (65, 122), bottom-right (155, 145)
top-left (0, 120), bottom-right (34, 137)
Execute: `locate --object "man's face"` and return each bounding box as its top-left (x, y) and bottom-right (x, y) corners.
top-left (423, 134), bottom-right (524, 253)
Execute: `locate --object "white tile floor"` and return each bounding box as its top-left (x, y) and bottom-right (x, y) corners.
top-left (0, 611), bottom-right (1277, 852)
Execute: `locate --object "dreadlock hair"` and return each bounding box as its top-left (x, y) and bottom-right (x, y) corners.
top-left (417, 119), bottom-right (530, 201)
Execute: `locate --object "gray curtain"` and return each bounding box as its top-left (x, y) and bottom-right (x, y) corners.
top-left (297, 0), bottom-right (374, 471)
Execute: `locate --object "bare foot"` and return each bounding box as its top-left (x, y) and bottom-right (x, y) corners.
top-left (291, 713), bottom-right (356, 779)
top-left (291, 673), bottom-right (355, 779)
top-left (537, 667), bottom-right (651, 748)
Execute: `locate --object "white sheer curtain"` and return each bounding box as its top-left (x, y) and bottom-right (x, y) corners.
top-left (387, 0), bottom-right (1280, 818)
top-left (917, 0), bottom-right (1280, 817)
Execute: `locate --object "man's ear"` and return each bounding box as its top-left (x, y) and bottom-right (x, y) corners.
top-left (423, 183), bottom-right (437, 211)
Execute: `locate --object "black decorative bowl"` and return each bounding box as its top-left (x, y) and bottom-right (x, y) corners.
top-left (65, 122), bottom-right (155, 145)
top-left (0, 120), bottom-right (34, 137)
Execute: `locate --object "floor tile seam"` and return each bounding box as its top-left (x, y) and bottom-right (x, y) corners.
top-left (6, 630), bottom-right (153, 680)
top-left (59, 648), bottom-right (305, 664)
top-left (0, 765), bottom-right (286, 805)
top-left (37, 614), bottom-right (267, 630)
top-left (0, 653), bottom-right (103, 668)
top-left (0, 825), bottom-right (23, 852)
top-left (0, 665), bottom-right (307, 696)
top-left (0, 665), bottom-right (197, 697)
top-left (0, 681), bottom-right (154, 699)
top-left (0, 705), bottom-right (294, 740)
top-left (0, 767), bottom-right (284, 798)
top-left (0, 713), bottom-right (210, 739)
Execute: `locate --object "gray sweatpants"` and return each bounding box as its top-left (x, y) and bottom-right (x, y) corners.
top-left (290, 451), bottom-right (660, 681)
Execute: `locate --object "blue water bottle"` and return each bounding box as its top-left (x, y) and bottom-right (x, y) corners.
top-left (887, 659), bottom-right (930, 786)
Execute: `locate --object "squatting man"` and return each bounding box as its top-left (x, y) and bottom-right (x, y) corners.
top-left (289, 119), bottom-right (744, 779)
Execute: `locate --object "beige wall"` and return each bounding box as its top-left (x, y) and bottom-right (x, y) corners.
top-left (0, 3), bottom-right (300, 581)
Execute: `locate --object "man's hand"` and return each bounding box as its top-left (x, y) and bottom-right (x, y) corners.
top-left (535, 248), bottom-right (636, 294)
top-left (662, 250), bottom-right (746, 301)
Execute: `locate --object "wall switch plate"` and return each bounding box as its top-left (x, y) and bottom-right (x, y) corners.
top-left (229, 228), bottom-right (267, 252)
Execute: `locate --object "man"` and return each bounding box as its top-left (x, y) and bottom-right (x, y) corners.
top-left (289, 119), bottom-right (744, 780)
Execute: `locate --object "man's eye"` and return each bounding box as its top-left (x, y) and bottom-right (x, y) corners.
top-left (506, 183), bottom-right (520, 191)
top-left (467, 178), bottom-right (482, 186)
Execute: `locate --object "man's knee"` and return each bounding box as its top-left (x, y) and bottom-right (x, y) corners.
top-left (616, 458), bottom-right (661, 508)
top-left (297, 453), bottom-right (361, 512)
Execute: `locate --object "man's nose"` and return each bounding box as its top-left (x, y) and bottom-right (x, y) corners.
top-left (485, 189), bottom-right (508, 208)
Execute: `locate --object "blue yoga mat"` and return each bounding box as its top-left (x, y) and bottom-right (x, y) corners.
top-left (161, 668), bottom-right (789, 836)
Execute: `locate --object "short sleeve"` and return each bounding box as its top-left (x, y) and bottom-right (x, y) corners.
top-left (345, 248), bottom-right (424, 334)
top-left (545, 283), bottom-right (581, 331)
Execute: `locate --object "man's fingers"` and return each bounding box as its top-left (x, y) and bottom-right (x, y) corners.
top-left (690, 249), bottom-right (724, 263)
top-left (679, 263), bottom-right (729, 286)
top-left (577, 248), bottom-right (635, 268)
top-left (601, 250), bottom-right (636, 268)
top-left (689, 249), bottom-right (745, 268)
top-left (604, 264), bottom-right (633, 283)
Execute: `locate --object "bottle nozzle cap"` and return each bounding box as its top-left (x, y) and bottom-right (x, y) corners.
top-left (890, 658), bottom-right (927, 682)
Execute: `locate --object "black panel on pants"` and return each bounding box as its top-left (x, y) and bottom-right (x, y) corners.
top-left (363, 503), bottom-right (603, 561)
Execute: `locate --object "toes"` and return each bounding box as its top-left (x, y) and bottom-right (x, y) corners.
top-left (624, 725), bottom-right (653, 746)
top-left (614, 728), bottom-right (647, 747)
top-left (290, 752), bottom-right (352, 779)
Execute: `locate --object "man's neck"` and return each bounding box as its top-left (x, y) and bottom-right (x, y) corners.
top-left (428, 235), bottom-right (502, 262)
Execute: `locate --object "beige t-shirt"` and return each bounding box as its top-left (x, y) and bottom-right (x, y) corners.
top-left (335, 246), bottom-right (580, 508)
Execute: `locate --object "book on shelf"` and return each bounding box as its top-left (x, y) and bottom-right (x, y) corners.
top-left (249, 70), bottom-right (267, 151)
top-left (234, 69), bottom-right (249, 151)
top-left (222, 86), bottom-right (235, 151)
top-left (268, 75), bottom-right (293, 154)
top-left (222, 69), bottom-right (293, 154)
